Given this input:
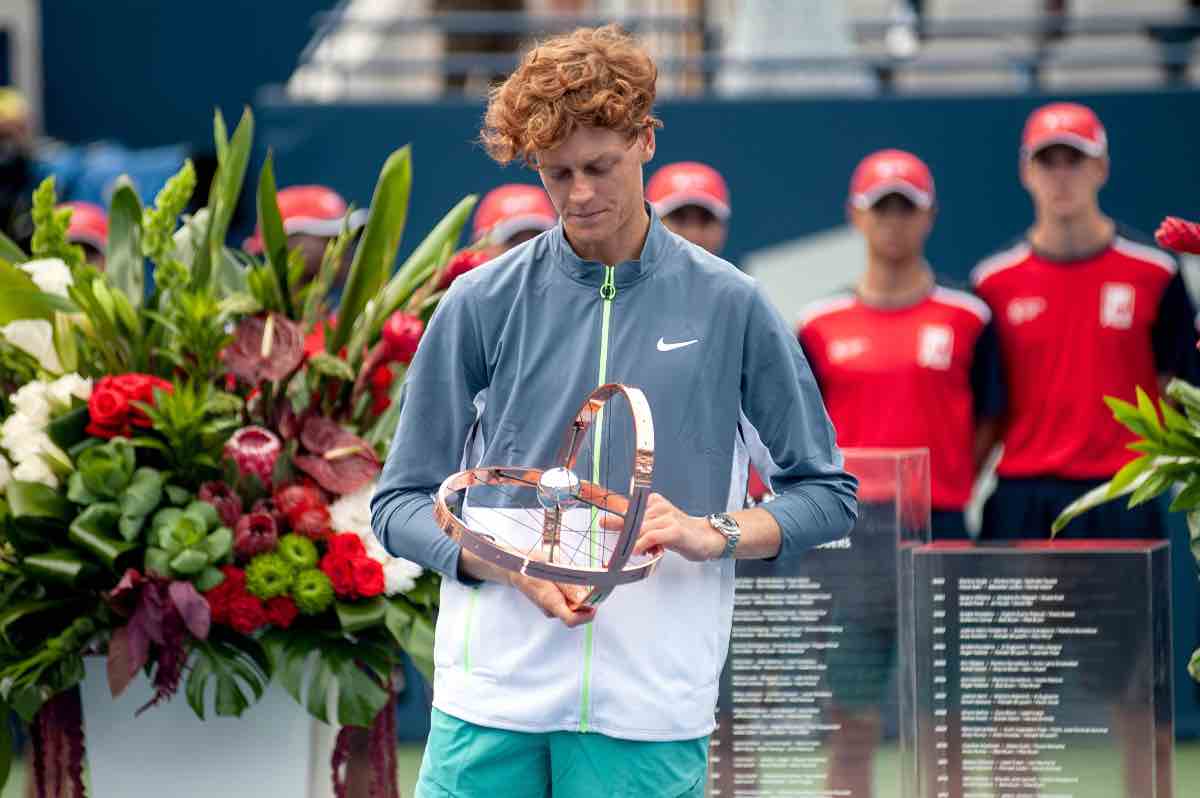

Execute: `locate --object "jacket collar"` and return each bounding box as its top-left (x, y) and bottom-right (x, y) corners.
top-left (551, 203), bottom-right (669, 289)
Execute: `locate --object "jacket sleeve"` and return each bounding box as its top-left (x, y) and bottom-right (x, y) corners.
top-left (370, 280), bottom-right (489, 581)
top-left (741, 286), bottom-right (859, 560)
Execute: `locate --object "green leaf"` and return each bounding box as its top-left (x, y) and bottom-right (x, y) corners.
top-left (1169, 476), bottom-right (1200, 512)
top-left (330, 146), bottom-right (412, 356)
top-left (0, 229), bottom-right (26, 262)
top-left (7, 481), bottom-right (74, 523)
top-left (186, 635), bottom-right (271, 720)
top-left (369, 194), bottom-right (477, 343)
top-left (308, 351), bottom-right (355, 382)
top-left (46, 405), bottom-right (89, 452)
top-left (68, 504), bottom-right (137, 570)
top-left (21, 550), bottom-right (97, 586)
top-left (1167, 379), bottom-right (1200, 420)
top-left (1107, 455), bottom-right (1154, 498)
top-left (256, 151), bottom-right (293, 318)
top-left (1128, 470), bottom-right (1173, 508)
top-left (196, 108), bottom-right (254, 291)
top-left (1053, 476), bottom-right (1132, 536)
top-left (1104, 395), bottom-right (1160, 442)
top-left (263, 630), bottom-right (393, 727)
top-left (0, 258), bottom-right (76, 324)
top-left (0, 701), bottom-right (13, 791)
top-left (107, 178), bottom-right (145, 307)
top-left (1160, 397), bottom-right (1193, 435)
top-left (335, 598), bottom-right (387, 633)
top-left (1136, 386), bottom-right (1164, 435)
top-left (384, 597), bottom-right (435, 683)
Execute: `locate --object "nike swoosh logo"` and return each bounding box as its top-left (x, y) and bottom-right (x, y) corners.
top-left (657, 337), bottom-right (699, 352)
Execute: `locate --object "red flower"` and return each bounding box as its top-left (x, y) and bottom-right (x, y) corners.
top-left (381, 312), bottom-right (424, 365)
top-left (264, 596), bottom-right (300, 629)
top-left (328, 533), bottom-right (366, 561)
top-left (274, 483), bottom-right (325, 522)
top-left (292, 506), bottom-right (333, 541)
top-left (86, 382), bottom-right (131, 438)
top-left (205, 566), bottom-right (248, 627)
top-left (220, 565), bottom-right (247, 590)
top-left (111, 374), bottom-right (172, 426)
top-left (437, 249), bottom-right (492, 290)
top-left (370, 364), bottom-right (394, 415)
top-left (227, 593), bottom-right (267, 635)
top-left (1156, 216), bottom-right (1200, 255)
top-left (320, 553), bottom-right (356, 598)
top-left (352, 558), bottom-right (385, 598)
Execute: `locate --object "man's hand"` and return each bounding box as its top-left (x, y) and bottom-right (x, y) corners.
top-left (603, 492), bottom-right (724, 561)
top-left (509, 571), bottom-right (596, 627)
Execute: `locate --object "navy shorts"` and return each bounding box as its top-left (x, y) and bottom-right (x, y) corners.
top-left (980, 476), bottom-right (1166, 540)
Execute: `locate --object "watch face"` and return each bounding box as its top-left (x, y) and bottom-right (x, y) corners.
top-left (711, 514), bottom-right (738, 535)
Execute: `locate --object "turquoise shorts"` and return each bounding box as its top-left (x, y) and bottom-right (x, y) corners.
top-left (415, 708), bottom-right (709, 798)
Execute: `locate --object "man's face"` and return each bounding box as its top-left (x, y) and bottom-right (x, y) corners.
top-left (537, 125), bottom-right (653, 256)
top-left (1020, 144), bottom-right (1107, 221)
top-left (662, 205), bottom-right (727, 255)
top-left (850, 193), bottom-right (933, 262)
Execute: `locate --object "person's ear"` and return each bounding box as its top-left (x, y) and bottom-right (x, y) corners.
top-left (641, 127), bottom-right (656, 164)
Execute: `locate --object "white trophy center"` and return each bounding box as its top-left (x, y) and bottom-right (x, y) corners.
top-left (537, 466), bottom-right (581, 509)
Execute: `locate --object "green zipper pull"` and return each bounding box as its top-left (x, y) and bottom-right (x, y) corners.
top-left (600, 266), bottom-right (616, 301)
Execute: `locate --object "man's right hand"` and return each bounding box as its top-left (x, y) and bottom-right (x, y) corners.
top-left (458, 547), bottom-right (596, 627)
top-left (509, 571), bottom-right (596, 628)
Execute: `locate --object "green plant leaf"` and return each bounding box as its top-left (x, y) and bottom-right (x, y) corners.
top-left (0, 258), bottom-right (76, 324)
top-left (186, 634), bottom-right (271, 720)
top-left (46, 405), bottom-right (89, 452)
top-left (368, 194), bottom-right (477, 344)
top-left (106, 178), bottom-right (145, 308)
top-left (0, 700), bottom-right (12, 792)
top-left (195, 108), bottom-right (254, 291)
top-left (1169, 476), bottom-right (1200, 512)
top-left (255, 151), bottom-right (293, 318)
top-left (67, 504), bottom-right (137, 570)
top-left (1136, 386), bottom-right (1164, 435)
top-left (385, 597), bottom-right (435, 683)
top-left (1107, 455), bottom-right (1154, 497)
top-left (1167, 379), bottom-right (1200, 423)
top-left (308, 351), bottom-right (355, 382)
top-left (263, 629), bottom-right (393, 727)
top-left (1104, 395), bottom-right (1160, 442)
top-left (1127, 470), bottom-right (1172, 508)
top-left (335, 598), bottom-right (387, 633)
top-left (330, 146), bottom-right (412, 356)
top-left (0, 230), bottom-right (26, 262)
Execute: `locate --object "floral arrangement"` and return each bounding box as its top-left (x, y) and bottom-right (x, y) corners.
top-left (1054, 213), bottom-right (1200, 686)
top-left (0, 109), bottom-right (491, 796)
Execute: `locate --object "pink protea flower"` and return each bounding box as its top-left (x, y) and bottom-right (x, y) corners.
top-left (224, 426), bottom-right (282, 487)
top-left (198, 481), bottom-right (243, 528)
top-left (234, 512), bottom-right (279, 560)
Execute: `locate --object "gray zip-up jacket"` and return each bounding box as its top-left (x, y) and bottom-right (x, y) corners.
top-left (371, 209), bottom-right (857, 741)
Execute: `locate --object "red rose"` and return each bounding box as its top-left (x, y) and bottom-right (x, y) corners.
top-left (351, 558), bottom-right (385, 598)
top-left (113, 374), bottom-right (172, 427)
top-left (264, 596), bottom-right (300, 629)
top-left (227, 593), bottom-right (267, 635)
top-left (320, 553), bottom-right (357, 598)
top-left (328, 533), bottom-right (366, 561)
top-left (86, 381), bottom-right (131, 438)
top-left (204, 581), bottom-right (235, 626)
top-left (220, 565), bottom-right (247, 590)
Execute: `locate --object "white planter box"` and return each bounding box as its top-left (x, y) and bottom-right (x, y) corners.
top-left (80, 657), bottom-right (329, 798)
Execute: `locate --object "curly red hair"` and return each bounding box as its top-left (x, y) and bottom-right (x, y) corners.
top-left (481, 24), bottom-right (663, 166)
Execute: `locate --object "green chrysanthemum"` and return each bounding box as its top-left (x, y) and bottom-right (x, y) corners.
top-left (245, 552), bottom-right (293, 600)
top-left (291, 568), bottom-right (335, 615)
top-left (278, 534), bottom-right (319, 571)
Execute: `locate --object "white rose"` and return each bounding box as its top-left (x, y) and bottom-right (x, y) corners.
top-left (0, 320), bottom-right (61, 374)
top-left (0, 453), bottom-right (10, 493)
top-left (383, 558), bottom-right (423, 596)
top-left (329, 483), bottom-right (375, 537)
top-left (1, 414), bottom-right (51, 462)
top-left (10, 382), bottom-right (50, 423)
top-left (12, 456), bottom-right (57, 489)
top-left (20, 258), bottom-right (73, 298)
top-left (46, 374), bottom-right (92, 409)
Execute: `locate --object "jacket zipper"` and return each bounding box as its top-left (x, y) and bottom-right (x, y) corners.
top-left (579, 264), bottom-right (616, 732)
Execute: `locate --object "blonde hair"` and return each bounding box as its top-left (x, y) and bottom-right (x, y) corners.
top-left (481, 24), bottom-right (663, 166)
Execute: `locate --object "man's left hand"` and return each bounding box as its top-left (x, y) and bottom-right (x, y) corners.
top-left (602, 492), bottom-right (723, 561)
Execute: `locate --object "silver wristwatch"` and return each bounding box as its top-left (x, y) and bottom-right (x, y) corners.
top-left (707, 513), bottom-right (740, 560)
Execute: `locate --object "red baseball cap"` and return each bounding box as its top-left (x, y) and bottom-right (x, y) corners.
top-left (646, 162), bottom-right (730, 221)
top-left (59, 201), bottom-right (108, 250)
top-left (473, 184), bottom-right (557, 244)
top-left (848, 149), bottom-right (935, 210)
top-left (1022, 102), bottom-right (1107, 159)
top-left (244, 185), bottom-right (367, 253)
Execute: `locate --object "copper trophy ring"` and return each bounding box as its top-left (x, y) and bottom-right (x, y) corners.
top-left (434, 383), bottom-right (658, 607)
